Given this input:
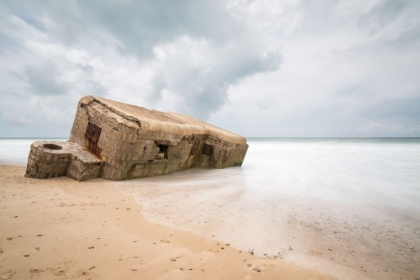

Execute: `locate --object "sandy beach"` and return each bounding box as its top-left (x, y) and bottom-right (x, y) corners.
top-left (0, 165), bottom-right (336, 280)
top-left (115, 167), bottom-right (420, 280)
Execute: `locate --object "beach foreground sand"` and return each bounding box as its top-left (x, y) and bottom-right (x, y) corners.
top-left (0, 165), bottom-right (335, 280)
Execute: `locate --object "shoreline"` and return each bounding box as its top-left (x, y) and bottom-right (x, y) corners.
top-left (0, 165), bottom-right (336, 280)
top-left (115, 167), bottom-right (420, 280)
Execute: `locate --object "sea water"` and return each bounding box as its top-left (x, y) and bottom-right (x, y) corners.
top-left (2, 137), bottom-right (420, 279)
top-left (116, 138), bottom-right (420, 279)
top-left (0, 138), bottom-right (66, 166)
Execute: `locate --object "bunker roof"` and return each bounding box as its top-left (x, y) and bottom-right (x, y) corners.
top-left (82, 96), bottom-right (247, 145)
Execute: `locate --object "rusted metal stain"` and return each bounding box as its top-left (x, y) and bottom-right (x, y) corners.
top-left (190, 142), bottom-right (199, 155)
top-left (85, 122), bottom-right (102, 158)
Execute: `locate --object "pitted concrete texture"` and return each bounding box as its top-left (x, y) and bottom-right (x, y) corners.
top-left (26, 141), bottom-right (102, 181)
top-left (26, 96), bottom-right (248, 181)
top-left (91, 96), bottom-right (247, 145)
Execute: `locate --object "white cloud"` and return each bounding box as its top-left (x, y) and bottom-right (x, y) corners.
top-left (1, 108), bottom-right (28, 126)
top-left (0, 0), bottom-right (419, 137)
top-left (356, 121), bottom-right (402, 132)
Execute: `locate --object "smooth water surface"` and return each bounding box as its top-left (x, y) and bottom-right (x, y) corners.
top-left (116, 137), bottom-right (420, 279)
top-left (2, 137), bottom-right (420, 279)
top-left (0, 138), bottom-right (66, 166)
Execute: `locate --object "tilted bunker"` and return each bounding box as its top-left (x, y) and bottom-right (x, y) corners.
top-left (25, 96), bottom-right (248, 181)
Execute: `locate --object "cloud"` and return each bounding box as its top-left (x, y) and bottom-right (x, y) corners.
top-left (0, 0), bottom-right (282, 136)
top-left (25, 61), bottom-right (67, 96)
top-left (1, 108), bottom-right (28, 126)
top-left (74, 1), bottom-right (282, 119)
top-left (355, 121), bottom-right (402, 132)
top-left (207, 0), bottom-right (420, 137)
top-left (144, 36), bottom-right (281, 119)
top-left (0, 0), bottom-right (419, 137)
top-left (354, 119), bottom-right (420, 135)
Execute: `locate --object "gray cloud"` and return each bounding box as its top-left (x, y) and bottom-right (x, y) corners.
top-left (77, 1), bottom-right (282, 119)
top-left (25, 61), bottom-right (67, 96)
top-left (146, 39), bottom-right (282, 119)
top-left (358, 0), bottom-right (420, 50)
top-left (0, 0), bottom-right (419, 137)
top-left (78, 1), bottom-right (242, 57)
top-left (1, 0), bottom-right (282, 127)
top-left (15, 13), bottom-right (46, 32)
top-left (359, 0), bottom-right (408, 34)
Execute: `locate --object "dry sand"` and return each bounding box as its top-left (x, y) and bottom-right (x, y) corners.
top-left (0, 165), bottom-right (336, 280)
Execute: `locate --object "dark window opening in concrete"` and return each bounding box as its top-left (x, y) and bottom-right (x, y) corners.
top-left (202, 144), bottom-right (214, 156)
top-left (43, 143), bottom-right (62, 150)
top-left (158, 144), bottom-right (168, 159)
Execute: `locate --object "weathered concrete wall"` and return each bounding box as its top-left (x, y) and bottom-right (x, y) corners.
top-left (25, 141), bottom-right (102, 181)
top-left (26, 96), bottom-right (248, 181)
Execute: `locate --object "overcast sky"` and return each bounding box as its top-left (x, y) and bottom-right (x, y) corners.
top-left (1, 0), bottom-right (419, 137)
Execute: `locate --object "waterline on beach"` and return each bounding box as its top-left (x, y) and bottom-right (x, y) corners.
top-left (116, 138), bottom-right (420, 279)
top-left (2, 137), bottom-right (420, 279)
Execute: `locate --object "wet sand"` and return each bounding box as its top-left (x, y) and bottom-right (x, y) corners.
top-left (116, 168), bottom-right (420, 280)
top-left (0, 165), bottom-right (335, 280)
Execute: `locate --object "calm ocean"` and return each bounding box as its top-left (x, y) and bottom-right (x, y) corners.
top-left (2, 137), bottom-right (420, 279)
top-left (0, 138), bottom-right (66, 166)
top-left (117, 137), bottom-right (420, 279)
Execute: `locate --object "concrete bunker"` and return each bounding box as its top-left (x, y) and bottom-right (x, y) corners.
top-left (25, 96), bottom-right (248, 181)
